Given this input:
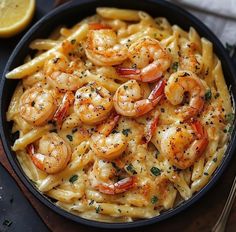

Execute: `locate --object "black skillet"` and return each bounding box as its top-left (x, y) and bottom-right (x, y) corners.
top-left (0, 0), bottom-right (236, 229)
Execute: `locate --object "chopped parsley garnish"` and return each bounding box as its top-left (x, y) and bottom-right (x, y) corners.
top-left (126, 164), bottom-right (137, 175)
top-left (204, 90), bottom-right (212, 101)
top-left (69, 174), bottom-right (78, 183)
top-left (225, 113), bottom-right (235, 124)
top-left (95, 205), bottom-right (101, 213)
top-left (118, 208), bottom-right (122, 213)
top-left (122, 128), bottom-right (131, 137)
top-left (151, 196), bottom-right (158, 204)
top-left (150, 167), bottom-right (161, 176)
top-left (66, 134), bottom-right (73, 141)
top-left (204, 172), bottom-right (209, 176)
top-left (3, 219), bottom-right (12, 227)
top-left (213, 158), bottom-right (217, 163)
top-left (172, 62), bottom-right (179, 72)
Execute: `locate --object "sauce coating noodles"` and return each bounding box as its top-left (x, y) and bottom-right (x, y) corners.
top-left (6, 7), bottom-right (234, 222)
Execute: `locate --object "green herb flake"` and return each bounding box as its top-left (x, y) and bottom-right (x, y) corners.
top-left (204, 172), bottom-right (209, 176)
top-left (118, 208), bottom-right (122, 213)
top-left (150, 167), bottom-right (161, 176)
top-left (151, 196), bottom-right (158, 204)
top-left (172, 62), bottom-right (179, 72)
top-left (66, 134), bottom-right (73, 142)
top-left (122, 128), bottom-right (131, 137)
top-left (3, 219), bottom-right (12, 227)
top-left (95, 205), bottom-right (101, 213)
top-left (126, 164), bottom-right (137, 175)
top-left (225, 113), bottom-right (235, 124)
top-left (204, 90), bottom-right (212, 101)
top-left (69, 174), bottom-right (78, 183)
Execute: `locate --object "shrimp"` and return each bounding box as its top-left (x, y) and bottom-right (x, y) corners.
top-left (165, 70), bottom-right (206, 120)
top-left (74, 82), bottom-right (113, 125)
top-left (53, 91), bottom-right (74, 128)
top-left (161, 120), bottom-right (208, 169)
top-left (19, 86), bottom-right (57, 126)
top-left (45, 53), bottom-right (84, 91)
top-left (113, 79), bottom-right (165, 117)
top-left (27, 133), bottom-right (71, 174)
top-left (116, 37), bottom-right (171, 82)
top-left (89, 159), bottom-right (136, 195)
top-left (85, 29), bottom-right (128, 66)
top-left (90, 113), bottom-right (127, 160)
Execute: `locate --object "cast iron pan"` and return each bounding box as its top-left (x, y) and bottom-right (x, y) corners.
top-left (0, 0), bottom-right (236, 229)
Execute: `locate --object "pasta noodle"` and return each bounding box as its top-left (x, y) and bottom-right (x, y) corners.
top-left (6, 7), bottom-right (234, 222)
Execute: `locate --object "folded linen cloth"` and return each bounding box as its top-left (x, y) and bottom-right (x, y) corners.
top-left (168, 0), bottom-right (236, 46)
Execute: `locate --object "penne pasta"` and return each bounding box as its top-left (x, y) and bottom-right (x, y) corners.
top-left (6, 7), bottom-right (233, 222)
top-left (6, 24), bottom-right (89, 79)
top-left (97, 7), bottom-right (140, 21)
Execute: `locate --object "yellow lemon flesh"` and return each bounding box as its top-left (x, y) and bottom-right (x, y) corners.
top-left (0, 0), bottom-right (35, 38)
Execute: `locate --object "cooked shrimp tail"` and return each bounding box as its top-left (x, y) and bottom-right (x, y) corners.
top-left (190, 120), bottom-right (209, 155)
top-left (27, 144), bottom-right (44, 171)
top-left (135, 79), bottom-right (165, 116)
top-left (96, 176), bottom-right (136, 195)
top-left (97, 112), bottom-right (120, 136)
top-left (53, 91), bottom-right (74, 128)
top-left (144, 111), bottom-right (160, 143)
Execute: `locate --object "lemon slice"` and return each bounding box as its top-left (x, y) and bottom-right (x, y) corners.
top-left (0, 0), bottom-right (35, 38)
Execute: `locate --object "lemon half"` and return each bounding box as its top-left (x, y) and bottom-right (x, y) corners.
top-left (0, 0), bottom-right (35, 38)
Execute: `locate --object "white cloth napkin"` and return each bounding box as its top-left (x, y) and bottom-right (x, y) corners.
top-left (168, 0), bottom-right (236, 46)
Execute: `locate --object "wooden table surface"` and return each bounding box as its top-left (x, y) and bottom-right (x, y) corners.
top-left (0, 1), bottom-right (236, 231)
